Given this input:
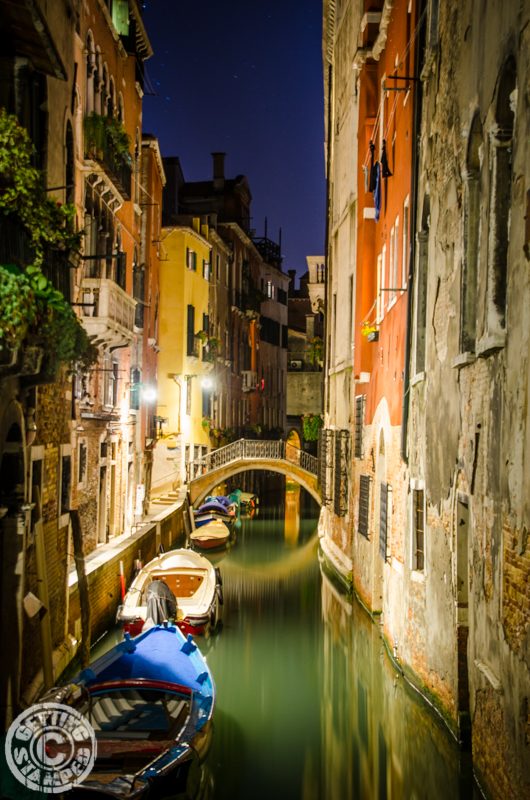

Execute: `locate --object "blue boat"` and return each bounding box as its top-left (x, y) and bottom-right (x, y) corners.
top-left (42, 625), bottom-right (215, 798)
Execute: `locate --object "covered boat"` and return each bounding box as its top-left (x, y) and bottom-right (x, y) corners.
top-left (190, 519), bottom-right (231, 550)
top-left (116, 549), bottom-right (223, 637)
top-left (42, 624), bottom-right (215, 799)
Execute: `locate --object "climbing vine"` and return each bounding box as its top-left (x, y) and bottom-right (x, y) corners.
top-left (0, 111), bottom-right (95, 374)
top-left (301, 413), bottom-right (323, 442)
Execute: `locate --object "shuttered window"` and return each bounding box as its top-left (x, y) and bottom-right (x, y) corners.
top-left (354, 396), bottom-right (365, 458)
top-left (379, 482), bottom-right (391, 560)
top-left (413, 488), bottom-right (425, 570)
top-left (358, 475), bottom-right (371, 538)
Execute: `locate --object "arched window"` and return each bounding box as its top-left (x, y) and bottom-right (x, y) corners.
top-left (486, 56), bottom-right (516, 338)
top-left (65, 121), bottom-right (75, 204)
top-left (460, 112), bottom-right (482, 353)
top-left (117, 93), bottom-right (124, 124)
top-left (108, 77), bottom-right (115, 118)
top-left (94, 48), bottom-right (102, 114)
top-left (101, 65), bottom-right (109, 118)
top-left (85, 33), bottom-right (95, 114)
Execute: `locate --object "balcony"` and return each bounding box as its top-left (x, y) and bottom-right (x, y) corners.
top-left (83, 114), bottom-right (132, 201)
top-left (81, 277), bottom-right (136, 347)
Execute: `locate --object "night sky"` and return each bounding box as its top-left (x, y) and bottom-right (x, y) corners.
top-left (141, 0), bottom-right (325, 277)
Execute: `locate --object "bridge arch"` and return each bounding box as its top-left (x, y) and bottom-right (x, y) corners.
top-left (188, 439), bottom-right (321, 507)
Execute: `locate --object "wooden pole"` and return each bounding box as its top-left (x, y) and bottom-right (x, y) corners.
top-left (70, 509), bottom-right (91, 668)
top-left (33, 487), bottom-right (53, 689)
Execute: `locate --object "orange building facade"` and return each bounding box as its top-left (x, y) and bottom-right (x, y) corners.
top-left (351, 0), bottom-right (417, 613)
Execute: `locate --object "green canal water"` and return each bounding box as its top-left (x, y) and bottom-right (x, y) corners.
top-left (194, 487), bottom-right (478, 800)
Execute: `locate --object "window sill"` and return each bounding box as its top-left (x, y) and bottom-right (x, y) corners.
top-left (476, 332), bottom-right (506, 358)
top-left (452, 352), bottom-right (476, 369)
top-left (410, 371), bottom-right (425, 387)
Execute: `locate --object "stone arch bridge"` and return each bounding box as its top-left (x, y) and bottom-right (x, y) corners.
top-left (188, 439), bottom-right (321, 506)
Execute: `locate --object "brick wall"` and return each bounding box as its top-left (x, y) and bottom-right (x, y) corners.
top-left (68, 505), bottom-right (187, 642)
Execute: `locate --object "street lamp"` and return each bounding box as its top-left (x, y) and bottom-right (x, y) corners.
top-left (141, 385), bottom-right (157, 403)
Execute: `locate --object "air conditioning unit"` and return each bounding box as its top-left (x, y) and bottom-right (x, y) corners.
top-left (241, 370), bottom-right (257, 392)
top-left (289, 359), bottom-right (303, 370)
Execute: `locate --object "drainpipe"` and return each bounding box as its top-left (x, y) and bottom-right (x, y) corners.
top-left (400, 5), bottom-right (425, 463)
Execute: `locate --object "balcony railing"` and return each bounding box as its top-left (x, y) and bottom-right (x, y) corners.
top-left (81, 277), bottom-right (136, 347)
top-left (84, 114), bottom-right (132, 199)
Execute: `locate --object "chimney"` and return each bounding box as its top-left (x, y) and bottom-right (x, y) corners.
top-left (212, 152), bottom-right (226, 189)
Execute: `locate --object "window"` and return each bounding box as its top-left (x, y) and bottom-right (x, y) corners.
top-left (185, 376), bottom-right (192, 415)
top-left (202, 387), bottom-right (211, 418)
top-left (376, 252), bottom-right (383, 323)
top-left (60, 449), bottom-right (72, 519)
top-left (202, 258), bottom-right (210, 280)
top-left (266, 280), bottom-right (274, 299)
top-left (354, 395), bottom-right (365, 458)
top-left (412, 486), bottom-right (425, 571)
top-left (103, 354), bottom-right (119, 407)
top-left (186, 247), bottom-right (197, 271)
top-left (216, 254), bottom-right (220, 280)
top-left (202, 313), bottom-right (209, 336)
top-left (402, 197), bottom-right (409, 289)
top-left (130, 367), bottom-right (141, 411)
top-left (358, 475), bottom-right (371, 538)
top-left (318, 429), bottom-right (334, 507)
top-left (333, 430), bottom-right (350, 517)
top-left (484, 57), bottom-right (515, 341)
top-left (460, 114), bottom-right (482, 353)
top-left (78, 441), bottom-right (88, 486)
top-left (187, 305), bottom-right (195, 356)
top-left (379, 482), bottom-right (391, 560)
top-left (389, 217), bottom-right (399, 306)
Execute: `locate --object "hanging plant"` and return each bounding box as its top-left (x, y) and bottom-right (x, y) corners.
top-left (0, 110), bottom-right (81, 264)
top-left (84, 112), bottom-right (132, 166)
top-left (307, 335), bottom-right (323, 366)
top-left (0, 264), bottom-right (97, 375)
top-left (301, 413), bottom-right (323, 442)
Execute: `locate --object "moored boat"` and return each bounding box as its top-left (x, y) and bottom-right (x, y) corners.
top-left (42, 624), bottom-right (215, 799)
top-left (190, 519), bottom-right (231, 550)
top-left (116, 549), bottom-right (223, 637)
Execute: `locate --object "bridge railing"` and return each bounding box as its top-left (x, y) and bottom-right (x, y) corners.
top-left (188, 438), bottom-right (318, 480)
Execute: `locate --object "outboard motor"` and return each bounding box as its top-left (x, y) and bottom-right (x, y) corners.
top-left (145, 579), bottom-right (177, 624)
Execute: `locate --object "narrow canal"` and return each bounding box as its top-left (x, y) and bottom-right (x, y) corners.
top-left (95, 479), bottom-right (479, 799)
top-left (199, 480), bottom-right (478, 800)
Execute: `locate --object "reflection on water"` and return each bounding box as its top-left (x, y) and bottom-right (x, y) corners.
top-left (203, 495), bottom-right (476, 800)
top-left (83, 487), bottom-right (476, 800)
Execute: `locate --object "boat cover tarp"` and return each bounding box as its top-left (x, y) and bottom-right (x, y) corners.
top-left (198, 499), bottom-right (230, 514)
top-left (146, 579), bottom-right (177, 624)
top-left (80, 626), bottom-right (213, 696)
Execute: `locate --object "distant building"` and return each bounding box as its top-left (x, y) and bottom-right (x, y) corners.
top-left (286, 263), bottom-right (324, 444)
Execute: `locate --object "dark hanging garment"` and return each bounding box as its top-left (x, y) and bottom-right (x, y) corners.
top-left (373, 162), bottom-right (382, 222)
top-left (381, 139), bottom-right (392, 178)
top-left (368, 141), bottom-right (376, 192)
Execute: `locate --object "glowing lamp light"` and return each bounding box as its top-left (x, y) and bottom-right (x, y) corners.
top-left (201, 377), bottom-right (214, 390)
top-left (141, 385), bottom-right (157, 403)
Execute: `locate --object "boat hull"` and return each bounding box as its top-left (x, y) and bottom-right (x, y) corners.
top-left (116, 549), bottom-right (222, 637)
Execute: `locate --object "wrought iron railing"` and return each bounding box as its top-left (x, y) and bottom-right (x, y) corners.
top-left (188, 438), bottom-right (319, 480)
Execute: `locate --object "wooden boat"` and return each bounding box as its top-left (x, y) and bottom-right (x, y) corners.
top-left (194, 507), bottom-right (235, 528)
top-left (190, 519), bottom-right (231, 550)
top-left (198, 497), bottom-right (237, 516)
top-left (43, 624), bottom-right (215, 799)
top-left (116, 549), bottom-right (223, 637)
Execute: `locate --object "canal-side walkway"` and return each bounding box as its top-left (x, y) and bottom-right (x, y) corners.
top-left (22, 488), bottom-right (191, 706)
